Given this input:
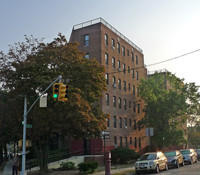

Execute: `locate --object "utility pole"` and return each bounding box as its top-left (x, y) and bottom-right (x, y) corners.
top-left (20, 75), bottom-right (62, 175)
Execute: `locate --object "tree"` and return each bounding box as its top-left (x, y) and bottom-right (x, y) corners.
top-left (138, 72), bottom-right (188, 149)
top-left (0, 34), bottom-right (108, 173)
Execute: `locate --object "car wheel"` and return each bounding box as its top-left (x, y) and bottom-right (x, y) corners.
top-left (165, 163), bottom-right (168, 171)
top-left (155, 165), bottom-right (160, 173)
top-left (176, 160), bottom-right (179, 168)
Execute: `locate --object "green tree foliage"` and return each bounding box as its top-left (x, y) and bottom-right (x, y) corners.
top-left (0, 34), bottom-right (108, 173)
top-left (138, 72), bottom-right (190, 149)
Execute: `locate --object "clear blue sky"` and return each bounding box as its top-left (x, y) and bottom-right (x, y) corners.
top-left (1, 0), bottom-right (200, 85)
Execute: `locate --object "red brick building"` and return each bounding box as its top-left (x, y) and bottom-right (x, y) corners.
top-left (70, 18), bottom-right (147, 155)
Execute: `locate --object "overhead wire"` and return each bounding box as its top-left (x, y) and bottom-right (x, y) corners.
top-left (107, 48), bottom-right (200, 75)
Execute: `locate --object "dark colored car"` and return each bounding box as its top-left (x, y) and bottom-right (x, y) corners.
top-left (195, 149), bottom-right (200, 160)
top-left (164, 150), bottom-right (184, 168)
top-left (180, 149), bottom-right (198, 164)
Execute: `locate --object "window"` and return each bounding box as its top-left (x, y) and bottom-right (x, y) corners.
top-left (112, 39), bottom-right (115, 49)
top-left (118, 97), bottom-right (122, 109)
top-left (117, 43), bottom-right (120, 53)
top-left (105, 34), bottom-right (108, 46)
top-left (106, 93), bottom-right (109, 106)
top-left (123, 81), bottom-right (126, 92)
top-left (113, 96), bottom-right (116, 108)
top-left (105, 53), bottom-right (109, 65)
top-left (136, 71), bottom-right (139, 80)
top-left (85, 53), bottom-right (89, 59)
top-left (112, 76), bottom-right (116, 86)
top-left (128, 66), bottom-right (130, 73)
top-left (134, 120), bottom-right (137, 130)
top-left (117, 60), bottom-right (120, 70)
top-left (84, 34), bottom-right (89, 46)
top-left (130, 137), bottom-right (132, 145)
top-left (128, 83), bottom-right (131, 91)
top-left (125, 137), bottom-right (128, 147)
top-left (129, 119), bottom-right (132, 127)
top-left (107, 119), bottom-right (110, 128)
top-left (127, 49), bottom-right (129, 56)
top-left (139, 137), bottom-right (141, 148)
top-left (136, 55), bottom-right (138, 65)
top-left (124, 99), bottom-right (127, 110)
top-left (123, 64), bottom-right (126, 74)
top-left (135, 137), bottom-right (137, 148)
top-left (137, 104), bottom-right (140, 113)
top-left (112, 57), bottom-right (115, 69)
top-left (120, 137), bottom-right (122, 147)
top-left (137, 87), bottom-right (139, 97)
top-left (133, 85), bottom-right (135, 96)
top-left (124, 118), bottom-right (127, 128)
top-left (114, 136), bottom-right (117, 146)
top-left (129, 101), bottom-right (131, 108)
top-left (133, 102), bottom-right (136, 113)
top-left (113, 116), bottom-right (117, 128)
top-left (119, 117), bottom-right (122, 128)
top-left (105, 73), bottom-right (109, 85)
top-left (131, 52), bottom-right (134, 62)
top-left (118, 79), bottom-right (121, 90)
top-left (132, 69), bottom-right (135, 78)
top-left (122, 46), bottom-right (125, 56)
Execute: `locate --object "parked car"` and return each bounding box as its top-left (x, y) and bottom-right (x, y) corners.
top-left (164, 150), bottom-right (184, 168)
top-left (134, 152), bottom-right (168, 174)
top-left (195, 149), bottom-right (200, 160)
top-left (180, 149), bottom-right (198, 164)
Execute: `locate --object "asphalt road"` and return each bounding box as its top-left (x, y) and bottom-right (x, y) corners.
top-left (147, 162), bottom-right (200, 175)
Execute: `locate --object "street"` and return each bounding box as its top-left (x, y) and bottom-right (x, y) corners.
top-left (147, 162), bottom-right (200, 175)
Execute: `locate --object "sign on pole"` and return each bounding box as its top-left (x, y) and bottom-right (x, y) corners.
top-left (101, 131), bottom-right (110, 139)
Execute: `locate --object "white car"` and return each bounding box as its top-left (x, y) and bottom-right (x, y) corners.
top-left (134, 152), bottom-right (168, 174)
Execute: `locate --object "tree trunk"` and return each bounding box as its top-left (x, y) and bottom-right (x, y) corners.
top-left (3, 143), bottom-right (7, 161)
top-left (0, 146), bottom-right (3, 165)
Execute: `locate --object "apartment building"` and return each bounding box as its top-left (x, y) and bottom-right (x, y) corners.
top-left (70, 18), bottom-right (147, 155)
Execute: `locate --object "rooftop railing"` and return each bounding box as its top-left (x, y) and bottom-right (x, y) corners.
top-left (73, 18), bottom-right (143, 53)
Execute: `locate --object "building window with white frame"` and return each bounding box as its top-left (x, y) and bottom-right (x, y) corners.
top-left (105, 73), bottom-right (109, 85)
top-left (118, 79), bottom-right (121, 90)
top-left (131, 52), bottom-right (134, 62)
top-left (113, 116), bottom-right (117, 128)
top-left (117, 43), bottom-right (120, 53)
top-left (112, 39), bottom-right (115, 49)
top-left (105, 34), bottom-right (108, 46)
top-left (84, 34), bottom-right (89, 46)
top-left (124, 99), bottom-right (127, 110)
top-left (122, 46), bottom-right (125, 56)
top-left (124, 118), bottom-right (127, 128)
top-left (105, 53), bottom-right (109, 65)
top-left (113, 96), bottom-right (116, 108)
top-left (107, 119), bottom-right (110, 128)
top-left (112, 76), bottom-right (116, 86)
top-left (123, 81), bottom-right (126, 92)
top-left (132, 69), bottom-right (134, 78)
top-left (127, 49), bottom-right (129, 56)
top-left (136, 55), bottom-right (138, 65)
top-left (119, 117), bottom-right (122, 128)
top-left (106, 93), bottom-right (109, 106)
top-left (133, 102), bottom-right (136, 113)
top-left (112, 57), bottom-right (115, 69)
top-left (117, 60), bottom-right (120, 70)
top-left (118, 97), bottom-right (122, 109)
top-left (123, 64), bottom-right (126, 74)
top-left (136, 71), bottom-right (139, 80)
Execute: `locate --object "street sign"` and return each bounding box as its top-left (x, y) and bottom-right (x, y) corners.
top-left (26, 124), bottom-right (32, 128)
top-left (101, 131), bottom-right (110, 139)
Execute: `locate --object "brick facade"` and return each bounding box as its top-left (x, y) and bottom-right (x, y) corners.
top-left (70, 18), bottom-right (147, 154)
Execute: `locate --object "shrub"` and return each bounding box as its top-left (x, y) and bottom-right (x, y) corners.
top-left (78, 161), bottom-right (98, 174)
top-left (111, 147), bottom-right (139, 164)
top-left (60, 161), bottom-right (75, 170)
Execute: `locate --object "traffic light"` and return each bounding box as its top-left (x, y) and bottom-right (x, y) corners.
top-left (58, 83), bottom-right (68, 102)
top-left (53, 83), bottom-right (60, 101)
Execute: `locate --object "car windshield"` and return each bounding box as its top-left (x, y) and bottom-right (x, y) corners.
top-left (180, 150), bottom-right (190, 155)
top-left (139, 154), bottom-right (157, 160)
top-left (164, 151), bottom-right (176, 157)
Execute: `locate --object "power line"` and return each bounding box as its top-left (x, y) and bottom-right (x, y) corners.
top-left (107, 48), bottom-right (200, 75)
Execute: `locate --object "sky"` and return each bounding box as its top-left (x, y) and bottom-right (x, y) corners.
top-left (1, 0), bottom-right (200, 85)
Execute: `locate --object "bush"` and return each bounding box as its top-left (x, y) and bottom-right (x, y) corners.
top-left (60, 161), bottom-right (75, 170)
top-left (111, 147), bottom-right (139, 164)
top-left (78, 161), bottom-right (98, 174)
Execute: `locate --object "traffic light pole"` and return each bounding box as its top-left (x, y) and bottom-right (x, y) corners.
top-left (20, 75), bottom-right (62, 175)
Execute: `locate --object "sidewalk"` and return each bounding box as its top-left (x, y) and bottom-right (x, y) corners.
top-left (1, 160), bottom-right (12, 175)
top-left (89, 167), bottom-right (135, 175)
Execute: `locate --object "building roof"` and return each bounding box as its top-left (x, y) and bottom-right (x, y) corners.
top-left (73, 17), bottom-right (143, 53)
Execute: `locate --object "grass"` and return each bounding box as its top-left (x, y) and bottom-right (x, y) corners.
top-left (112, 170), bottom-right (135, 175)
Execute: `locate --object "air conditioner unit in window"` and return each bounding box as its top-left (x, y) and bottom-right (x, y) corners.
top-left (113, 84), bottom-right (117, 88)
top-left (118, 68), bottom-right (121, 71)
